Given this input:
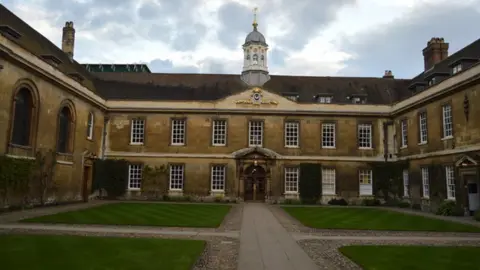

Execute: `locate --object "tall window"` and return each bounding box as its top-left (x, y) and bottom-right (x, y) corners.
top-left (284, 121), bottom-right (299, 147)
top-left (359, 169), bottom-right (373, 196)
top-left (421, 167), bottom-right (430, 198)
top-left (87, 112), bottom-right (94, 140)
top-left (419, 112), bottom-right (428, 144)
top-left (284, 167), bottom-right (299, 193)
top-left (403, 169), bottom-right (409, 197)
top-left (57, 106), bottom-right (73, 153)
top-left (169, 164), bottom-right (184, 190)
top-left (128, 164), bottom-right (142, 190)
top-left (322, 168), bottom-right (336, 195)
top-left (442, 104), bottom-right (453, 138)
top-left (11, 88), bottom-right (33, 146)
top-left (212, 120), bottom-right (227, 146)
top-left (249, 121), bottom-right (263, 147)
top-left (446, 166), bottom-right (455, 200)
top-left (401, 119), bottom-right (408, 148)
top-left (358, 123), bottom-right (372, 149)
top-left (322, 123), bottom-right (335, 148)
top-left (171, 119), bottom-right (186, 145)
top-left (211, 165), bottom-right (226, 191)
top-left (130, 119), bottom-right (145, 144)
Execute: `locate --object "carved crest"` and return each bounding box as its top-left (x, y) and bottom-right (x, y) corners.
top-left (234, 87), bottom-right (278, 105)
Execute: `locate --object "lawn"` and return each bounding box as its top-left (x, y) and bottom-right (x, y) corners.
top-left (282, 207), bottom-right (480, 232)
top-left (22, 203), bottom-right (232, 228)
top-left (339, 245), bottom-right (480, 270)
top-left (0, 234), bottom-right (204, 270)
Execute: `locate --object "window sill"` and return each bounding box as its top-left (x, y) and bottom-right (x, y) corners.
top-left (322, 146), bottom-right (336, 149)
top-left (441, 136), bottom-right (454, 141)
top-left (249, 145), bottom-right (263, 148)
top-left (57, 160), bottom-right (74, 165)
top-left (400, 146), bottom-right (408, 149)
top-left (285, 145), bottom-right (300, 149)
top-left (127, 188), bottom-right (141, 191)
top-left (212, 144), bottom-right (226, 147)
top-left (421, 196), bottom-right (430, 200)
top-left (358, 147), bottom-right (373, 150)
top-left (6, 154), bottom-right (36, 160)
top-left (171, 143), bottom-right (185, 146)
top-left (130, 143), bottom-right (144, 146)
top-left (87, 136), bottom-right (93, 141)
top-left (56, 152), bottom-right (74, 163)
top-left (418, 142), bottom-right (428, 146)
top-left (446, 198), bottom-right (456, 201)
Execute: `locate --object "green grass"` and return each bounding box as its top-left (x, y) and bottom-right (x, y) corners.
top-left (0, 234), bottom-right (204, 270)
top-left (282, 207), bottom-right (480, 232)
top-left (339, 245), bottom-right (480, 270)
top-left (22, 203), bottom-right (232, 228)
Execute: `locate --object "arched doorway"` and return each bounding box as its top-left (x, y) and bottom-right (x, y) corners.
top-left (244, 164), bottom-right (266, 201)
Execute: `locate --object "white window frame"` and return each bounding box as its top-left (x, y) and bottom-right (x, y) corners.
top-left (419, 112), bottom-right (428, 144)
top-left (358, 123), bottom-right (372, 149)
top-left (446, 166), bottom-right (456, 200)
top-left (211, 165), bottom-right (226, 192)
top-left (284, 121), bottom-right (299, 148)
top-left (321, 123), bottom-right (336, 148)
top-left (169, 164), bottom-right (184, 191)
top-left (284, 167), bottom-right (299, 193)
top-left (318, 96), bottom-right (332, 103)
top-left (442, 104), bottom-right (453, 138)
top-left (322, 168), bottom-right (336, 195)
top-left (248, 120), bottom-right (263, 147)
top-left (128, 164), bottom-right (142, 190)
top-left (359, 169), bottom-right (373, 196)
top-left (212, 120), bottom-right (227, 146)
top-left (401, 119), bottom-right (408, 148)
top-left (421, 167), bottom-right (430, 198)
top-left (130, 118), bottom-right (145, 145)
top-left (402, 169), bottom-right (409, 197)
top-left (452, 64), bottom-right (462, 74)
top-left (171, 119), bottom-right (186, 146)
top-left (87, 112), bottom-right (94, 140)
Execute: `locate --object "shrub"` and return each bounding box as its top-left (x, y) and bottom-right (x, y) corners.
top-left (474, 211), bottom-right (480, 222)
top-left (435, 200), bottom-right (464, 216)
top-left (397, 201), bottom-right (411, 208)
top-left (412, 203), bottom-right (422, 210)
top-left (328, 198), bottom-right (348, 206)
top-left (283, 199), bottom-right (302, 205)
top-left (298, 163), bottom-right (322, 204)
top-left (361, 198), bottom-right (381, 206)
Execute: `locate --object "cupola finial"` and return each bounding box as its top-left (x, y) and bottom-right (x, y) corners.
top-left (252, 7), bottom-right (258, 30)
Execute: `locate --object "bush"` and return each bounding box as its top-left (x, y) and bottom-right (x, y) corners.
top-left (282, 199), bottom-right (302, 205)
top-left (412, 203), bottom-right (422, 210)
top-left (397, 201), bottom-right (411, 208)
top-left (361, 198), bottom-right (381, 206)
top-left (474, 211), bottom-right (480, 222)
top-left (92, 159), bottom-right (129, 199)
top-left (298, 163), bottom-right (322, 204)
top-left (328, 198), bottom-right (348, 206)
top-left (435, 200), bottom-right (464, 216)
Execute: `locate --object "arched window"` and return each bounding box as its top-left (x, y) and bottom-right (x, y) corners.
top-left (57, 106), bottom-right (73, 153)
top-left (11, 88), bottom-right (33, 146)
top-left (253, 54), bottom-right (258, 64)
top-left (87, 112), bottom-right (94, 139)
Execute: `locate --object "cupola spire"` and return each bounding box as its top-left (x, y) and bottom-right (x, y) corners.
top-left (252, 7), bottom-right (258, 30)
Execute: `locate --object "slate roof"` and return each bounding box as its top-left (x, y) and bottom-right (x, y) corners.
top-left (1, 3), bottom-right (480, 105)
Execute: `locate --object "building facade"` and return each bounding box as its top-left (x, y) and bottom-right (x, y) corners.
top-left (1, 4), bottom-right (480, 213)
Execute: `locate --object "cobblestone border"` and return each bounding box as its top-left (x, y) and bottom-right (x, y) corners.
top-left (298, 239), bottom-right (480, 270)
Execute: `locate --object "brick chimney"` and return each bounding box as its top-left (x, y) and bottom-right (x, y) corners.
top-left (422, 37), bottom-right (449, 71)
top-left (383, 70), bottom-right (394, 79)
top-left (62, 21), bottom-right (75, 59)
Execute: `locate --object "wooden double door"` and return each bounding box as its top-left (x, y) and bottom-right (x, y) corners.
top-left (243, 164), bottom-right (266, 201)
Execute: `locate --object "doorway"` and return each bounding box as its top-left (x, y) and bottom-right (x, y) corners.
top-left (244, 164), bottom-right (266, 201)
top-left (82, 165), bottom-right (92, 202)
top-left (465, 174), bottom-right (480, 215)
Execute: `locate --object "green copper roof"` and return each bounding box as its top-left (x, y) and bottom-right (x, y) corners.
top-left (82, 64), bottom-right (151, 73)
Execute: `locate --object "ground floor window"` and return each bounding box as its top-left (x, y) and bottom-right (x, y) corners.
top-left (403, 169), bottom-right (409, 197)
top-left (421, 167), bottom-right (429, 198)
top-left (359, 169), bottom-right (373, 196)
top-left (169, 164), bottom-right (184, 190)
top-left (445, 166), bottom-right (455, 200)
top-left (284, 167), bottom-right (299, 193)
top-left (322, 168), bottom-right (336, 195)
top-left (128, 164), bottom-right (142, 190)
top-left (211, 165), bottom-right (226, 191)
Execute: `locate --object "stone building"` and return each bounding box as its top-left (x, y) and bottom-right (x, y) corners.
top-left (1, 4), bottom-right (480, 213)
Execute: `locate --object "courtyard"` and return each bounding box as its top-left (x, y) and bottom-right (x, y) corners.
top-left (1, 201), bottom-right (480, 270)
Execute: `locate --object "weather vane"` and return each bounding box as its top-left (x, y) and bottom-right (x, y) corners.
top-left (252, 7), bottom-right (258, 29)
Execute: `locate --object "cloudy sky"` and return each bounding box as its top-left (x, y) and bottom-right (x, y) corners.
top-left (2, 0), bottom-right (480, 78)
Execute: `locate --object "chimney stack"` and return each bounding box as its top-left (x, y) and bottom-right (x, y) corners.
top-left (62, 21), bottom-right (75, 59)
top-left (383, 70), bottom-right (394, 79)
top-left (422, 37), bottom-right (448, 71)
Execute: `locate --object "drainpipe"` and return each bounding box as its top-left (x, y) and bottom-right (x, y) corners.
top-left (100, 116), bottom-right (110, 160)
top-left (383, 121), bottom-right (394, 162)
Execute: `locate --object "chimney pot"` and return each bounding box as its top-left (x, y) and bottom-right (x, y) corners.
top-left (62, 21), bottom-right (75, 60)
top-left (423, 37), bottom-right (448, 71)
top-left (383, 70), bottom-right (394, 78)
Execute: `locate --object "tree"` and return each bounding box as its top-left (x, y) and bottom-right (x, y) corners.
top-left (142, 164), bottom-right (169, 198)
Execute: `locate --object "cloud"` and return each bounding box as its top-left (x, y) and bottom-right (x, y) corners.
top-left (149, 59), bottom-right (199, 73)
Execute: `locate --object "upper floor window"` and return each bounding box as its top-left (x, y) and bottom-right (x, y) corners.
top-left (57, 105), bottom-right (75, 153)
top-left (401, 119), bottom-right (408, 148)
top-left (212, 120), bottom-right (227, 146)
top-left (10, 88), bottom-right (35, 147)
top-left (452, 64), bottom-right (462, 74)
top-left (130, 118), bottom-right (145, 145)
top-left (171, 119), bottom-right (186, 146)
top-left (128, 164), bottom-right (142, 190)
top-left (418, 112), bottom-right (428, 144)
top-left (284, 121), bottom-right (299, 148)
top-left (87, 112), bottom-right (94, 140)
top-left (321, 123), bottom-right (335, 148)
top-left (358, 123), bottom-right (372, 149)
top-left (249, 120), bottom-right (263, 147)
top-left (442, 104), bottom-right (453, 138)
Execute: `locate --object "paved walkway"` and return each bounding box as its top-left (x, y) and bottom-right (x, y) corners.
top-left (237, 203), bottom-right (318, 270)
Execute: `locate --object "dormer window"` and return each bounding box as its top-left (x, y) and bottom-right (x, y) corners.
top-left (452, 64), bottom-right (462, 74)
top-left (428, 77), bottom-right (436, 86)
top-left (0, 25), bottom-right (22, 39)
top-left (283, 92), bottom-right (299, 102)
top-left (317, 96), bottom-right (332, 104)
top-left (40, 55), bottom-right (62, 67)
top-left (351, 96), bottom-right (366, 104)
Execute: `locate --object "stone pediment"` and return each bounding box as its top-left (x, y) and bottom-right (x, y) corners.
top-left (215, 87), bottom-right (297, 110)
top-left (455, 153), bottom-right (480, 167)
top-left (232, 147), bottom-right (280, 159)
